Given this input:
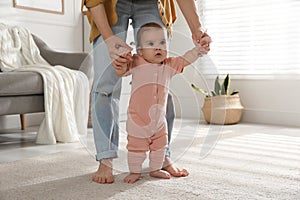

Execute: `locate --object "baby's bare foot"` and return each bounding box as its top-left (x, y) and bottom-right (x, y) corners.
top-left (92, 159), bottom-right (114, 184)
top-left (162, 157), bottom-right (189, 177)
top-left (124, 173), bottom-right (142, 184)
top-left (150, 170), bottom-right (171, 179)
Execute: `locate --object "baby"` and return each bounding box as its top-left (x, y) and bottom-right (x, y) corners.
top-left (115, 22), bottom-right (206, 184)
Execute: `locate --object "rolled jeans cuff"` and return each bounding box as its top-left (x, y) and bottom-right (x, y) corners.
top-left (95, 150), bottom-right (118, 161)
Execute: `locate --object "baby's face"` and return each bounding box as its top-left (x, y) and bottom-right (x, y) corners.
top-left (138, 27), bottom-right (167, 64)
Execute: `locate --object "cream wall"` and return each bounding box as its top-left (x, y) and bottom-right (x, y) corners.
top-left (0, 0), bottom-right (84, 129)
top-left (170, 72), bottom-right (300, 127)
top-left (0, 0), bottom-right (83, 52)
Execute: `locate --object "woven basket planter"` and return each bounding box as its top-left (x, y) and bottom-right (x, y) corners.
top-left (202, 94), bottom-right (244, 125)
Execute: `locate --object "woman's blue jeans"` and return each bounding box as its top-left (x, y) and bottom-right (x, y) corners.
top-left (92, 0), bottom-right (175, 161)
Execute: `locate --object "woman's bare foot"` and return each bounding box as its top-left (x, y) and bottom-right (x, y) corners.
top-left (150, 170), bottom-right (171, 179)
top-left (92, 159), bottom-right (114, 184)
top-left (124, 173), bottom-right (142, 184)
top-left (162, 157), bottom-right (189, 177)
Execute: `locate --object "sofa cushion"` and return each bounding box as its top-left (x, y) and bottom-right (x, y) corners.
top-left (0, 71), bottom-right (43, 96)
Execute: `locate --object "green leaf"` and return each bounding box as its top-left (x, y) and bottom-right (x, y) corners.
top-left (191, 74), bottom-right (239, 97)
top-left (231, 90), bottom-right (239, 95)
top-left (191, 84), bottom-right (210, 97)
top-left (222, 74), bottom-right (230, 95)
top-left (211, 91), bottom-right (217, 96)
top-left (221, 86), bottom-right (226, 95)
top-left (214, 76), bottom-right (221, 95)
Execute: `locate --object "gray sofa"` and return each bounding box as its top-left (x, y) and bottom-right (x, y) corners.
top-left (0, 35), bottom-right (93, 129)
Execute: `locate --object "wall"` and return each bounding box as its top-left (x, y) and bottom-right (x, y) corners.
top-left (170, 72), bottom-right (300, 127)
top-left (0, 0), bottom-right (83, 52)
top-left (0, 0), bottom-right (84, 129)
top-left (230, 77), bottom-right (300, 127)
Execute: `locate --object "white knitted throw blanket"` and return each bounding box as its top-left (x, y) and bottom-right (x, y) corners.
top-left (0, 23), bottom-right (89, 144)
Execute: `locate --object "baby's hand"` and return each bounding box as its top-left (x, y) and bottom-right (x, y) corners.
top-left (199, 34), bottom-right (211, 53)
top-left (193, 31), bottom-right (211, 53)
top-left (113, 52), bottom-right (132, 71)
top-left (194, 45), bottom-right (207, 57)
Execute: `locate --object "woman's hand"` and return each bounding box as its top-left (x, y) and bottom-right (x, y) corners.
top-left (104, 35), bottom-right (133, 70)
top-left (192, 30), bottom-right (212, 53)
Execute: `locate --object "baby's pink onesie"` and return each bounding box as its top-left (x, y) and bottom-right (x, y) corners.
top-left (125, 54), bottom-right (184, 173)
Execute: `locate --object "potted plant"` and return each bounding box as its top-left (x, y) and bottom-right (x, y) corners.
top-left (191, 74), bottom-right (244, 125)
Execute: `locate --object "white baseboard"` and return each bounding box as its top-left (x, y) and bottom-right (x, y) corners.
top-left (242, 109), bottom-right (300, 127)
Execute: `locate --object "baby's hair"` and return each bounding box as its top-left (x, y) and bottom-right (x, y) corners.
top-left (137, 22), bottom-right (164, 47)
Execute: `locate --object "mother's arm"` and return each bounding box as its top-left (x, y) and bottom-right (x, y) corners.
top-left (176, 0), bottom-right (211, 52)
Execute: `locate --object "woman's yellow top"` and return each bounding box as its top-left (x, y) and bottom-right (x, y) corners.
top-left (82, 0), bottom-right (177, 43)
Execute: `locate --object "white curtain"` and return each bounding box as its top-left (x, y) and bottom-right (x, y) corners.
top-left (197, 0), bottom-right (300, 75)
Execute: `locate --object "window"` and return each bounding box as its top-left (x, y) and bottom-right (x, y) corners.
top-left (198, 0), bottom-right (300, 75)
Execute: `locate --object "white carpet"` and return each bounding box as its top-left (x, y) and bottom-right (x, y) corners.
top-left (0, 126), bottom-right (299, 200)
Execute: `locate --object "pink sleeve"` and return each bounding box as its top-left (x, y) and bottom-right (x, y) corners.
top-left (165, 57), bottom-right (185, 76)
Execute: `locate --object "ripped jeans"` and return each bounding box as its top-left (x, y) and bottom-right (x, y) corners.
top-left (91, 0), bottom-right (175, 161)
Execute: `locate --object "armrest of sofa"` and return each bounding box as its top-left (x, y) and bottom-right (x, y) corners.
top-left (32, 34), bottom-right (93, 87)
